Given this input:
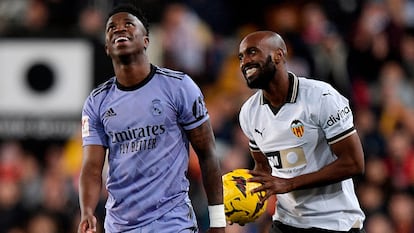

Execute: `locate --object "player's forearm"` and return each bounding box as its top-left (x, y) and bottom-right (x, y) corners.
top-left (289, 158), bottom-right (362, 191)
top-left (200, 154), bottom-right (226, 229)
top-left (188, 121), bottom-right (223, 204)
top-left (200, 156), bottom-right (223, 205)
top-left (79, 171), bottom-right (103, 216)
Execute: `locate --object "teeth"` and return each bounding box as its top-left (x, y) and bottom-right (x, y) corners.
top-left (245, 67), bottom-right (257, 77)
top-left (115, 37), bottom-right (128, 43)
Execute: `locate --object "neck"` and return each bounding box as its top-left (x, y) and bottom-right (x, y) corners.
top-left (113, 55), bottom-right (151, 87)
top-left (263, 71), bottom-right (290, 108)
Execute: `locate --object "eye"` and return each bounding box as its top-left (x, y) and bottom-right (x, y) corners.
top-left (125, 22), bottom-right (134, 27)
top-left (106, 24), bottom-right (115, 32)
top-left (248, 48), bottom-right (257, 55)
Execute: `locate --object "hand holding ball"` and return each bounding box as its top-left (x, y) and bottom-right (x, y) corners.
top-left (222, 169), bottom-right (268, 225)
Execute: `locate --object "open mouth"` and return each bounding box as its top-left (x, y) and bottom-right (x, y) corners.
top-left (245, 67), bottom-right (258, 77)
top-left (114, 37), bottom-right (129, 44)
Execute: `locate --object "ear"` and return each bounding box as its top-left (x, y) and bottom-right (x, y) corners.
top-left (105, 43), bottom-right (109, 56)
top-left (272, 48), bottom-right (285, 64)
top-left (143, 36), bottom-right (150, 50)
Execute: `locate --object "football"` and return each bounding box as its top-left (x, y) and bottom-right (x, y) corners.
top-left (222, 169), bottom-right (268, 225)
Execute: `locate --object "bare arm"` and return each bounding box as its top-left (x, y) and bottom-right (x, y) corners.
top-left (290, 132), bottom-right (364, 189)
top-left (250, 133), bottom-right (365, 200)
top-left (251, 150), bottom-right (272, 174)
top-left (78, 145), bottom-right (106, 233)
top-left (186, 120), bottom-right (225, 232)
top-left (187, 120), bottom-right (223, 205)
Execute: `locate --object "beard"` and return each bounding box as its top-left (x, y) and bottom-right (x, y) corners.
top-left (245, 56), bottom-right (276, 89)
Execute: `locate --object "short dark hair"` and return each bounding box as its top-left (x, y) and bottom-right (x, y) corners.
top-left (107, 3), bottom-right (150, 35)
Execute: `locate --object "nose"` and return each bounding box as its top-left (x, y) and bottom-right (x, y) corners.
top-left (239, 55), bottom-right (251, 68)
top-left (114, 24), bottom-right (127, 33)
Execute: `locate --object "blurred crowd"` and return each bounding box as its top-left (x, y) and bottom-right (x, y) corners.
top-left (1, 0), bottom-right (414, 233)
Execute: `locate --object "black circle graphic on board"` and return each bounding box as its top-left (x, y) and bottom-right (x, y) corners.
top-left (26, 63), bottom-right (55, 93)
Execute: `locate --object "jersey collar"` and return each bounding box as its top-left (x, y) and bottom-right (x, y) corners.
top-left (115, 64), bottom-right (156, 91)
top-left (261, 71), bottom-right (299, 105)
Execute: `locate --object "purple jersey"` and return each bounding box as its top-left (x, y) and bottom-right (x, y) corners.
top-left (81, 65), bottom-right (208, 232)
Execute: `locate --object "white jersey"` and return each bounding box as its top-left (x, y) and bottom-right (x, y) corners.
top-left (239, 72), bottom-right (365, 231)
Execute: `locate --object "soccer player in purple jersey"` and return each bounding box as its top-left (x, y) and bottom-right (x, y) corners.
top-left (77, 3), bottom-right (225, 233)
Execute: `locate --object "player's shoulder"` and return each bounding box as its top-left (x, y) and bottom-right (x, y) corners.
top-left (90, 77), bottom-right (116, 98)
top-left (240, 90), bottom-right (261, 113)
top-left (154, 65), bottom-right (187, 81)
top-left (297, 76), bottom-right (338, 99)
top-left (298, 76), bottom-right (332, 91)
top-left (153, 65), bottom-right (201, 92)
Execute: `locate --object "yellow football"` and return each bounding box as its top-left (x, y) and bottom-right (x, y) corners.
top-left (222, 169), bottom-right (267, 225)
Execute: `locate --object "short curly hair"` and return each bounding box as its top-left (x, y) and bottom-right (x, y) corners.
top-left (107, 3), bottom-right (150, 36)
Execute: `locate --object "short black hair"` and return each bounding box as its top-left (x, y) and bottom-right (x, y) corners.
top-left (107, 3), bottom-right (150, 35)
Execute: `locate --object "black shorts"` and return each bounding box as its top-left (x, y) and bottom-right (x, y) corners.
top-left (270, 221), bottom-right (366, 233)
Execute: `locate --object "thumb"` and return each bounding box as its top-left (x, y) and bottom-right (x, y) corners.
top-left (87, 216), bottom-right (97, 232)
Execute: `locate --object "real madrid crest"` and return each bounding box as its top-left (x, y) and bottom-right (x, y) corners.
top-left (290, 119), bottom-right (304, 138)
top-left (151, 99), bottom-right (163, 116)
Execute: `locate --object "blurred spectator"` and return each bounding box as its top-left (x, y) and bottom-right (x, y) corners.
top-left (0, 141), bottom-right (27, 232)
top-left (347, 1), bottom-right (390, 85)
top-left (364, 212), bottom-right (395, 233)
top-left (371, 61), bottom-right (414, 137)
top-left (20, 153), bottom-right (43, 211)
top-left (155, 2), bottom-right (214, 85)
top-left (357, 182), bottom-right (387, 217)
top-left (0, 0), bottom-right (28, 34)
top-left (263, 3), bottom-right (313, 77)
top-left (387, 190), bottom-right (414, 233)
top-left (309, 22), bottom-right (352, 97)
top-left (298, 3), bottom-right (352, 97)
top-left (399, 28), bottom-right (414, 79)
top-left (364, 157), bottom-right (391, 188)
top-left (354, 107), bottom-right (386, 158)
top-left (3, 0), bottom-right (49, 37)
top-left (77, 6), bottom-right (114, 87)
top-left (25, 210), bottom-right (62, 233)
top-left (383, 129), bottom-right (414, 190)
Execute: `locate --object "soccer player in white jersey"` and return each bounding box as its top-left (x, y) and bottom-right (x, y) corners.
top-left (237, 31), bottom-right (366, 233)
top-left (77, 3), bottom-right (225, 233)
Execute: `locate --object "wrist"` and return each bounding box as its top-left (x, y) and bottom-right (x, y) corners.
top-left (208, 204), bottom-right (226, 228)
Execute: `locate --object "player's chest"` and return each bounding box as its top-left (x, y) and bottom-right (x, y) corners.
top-left (250, 105), bottom-right (320, 151)
top-left (100, 92), bottom-right (175, 131)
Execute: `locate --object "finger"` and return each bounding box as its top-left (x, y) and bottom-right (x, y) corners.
top-left (259, 192), bottom-right (272, 204)
top-left (248, 169), bottom-right (265, 176)
top-left (87, 217), bottom-right (97, 232)
top-left (79, 220), bottom-right (89, 233)
top-left (248, 178), bottom-right (259, 184)
top-left (251, 184), bottom-right (267, 194)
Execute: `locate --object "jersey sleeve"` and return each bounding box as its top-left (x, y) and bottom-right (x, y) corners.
top-left (176, 75), bottom-right (209, 131)
top-left (239, 103), bottom-right (260, 152)
top-left (81, 94), bottom-right (108, 147)
top-left (318, 85), bottom-right (356, 144)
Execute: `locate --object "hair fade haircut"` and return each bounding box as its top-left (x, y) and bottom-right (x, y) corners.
top-left (107, 3), bottom-right (150, 35)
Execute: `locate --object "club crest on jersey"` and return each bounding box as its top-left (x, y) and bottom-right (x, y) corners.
top-left (291, 119), bottom-right (304, 138)
top-left (151, 99), bottom-right (163, 116)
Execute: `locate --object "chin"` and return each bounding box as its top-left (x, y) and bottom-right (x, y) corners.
top-left (246, 77), bottom-right (260, 89)
top-left (247, 82), bottom-right (260, 89)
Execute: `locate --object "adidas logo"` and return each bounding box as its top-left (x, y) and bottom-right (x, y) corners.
top-left (104, 108), bottom-right (117, 118)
